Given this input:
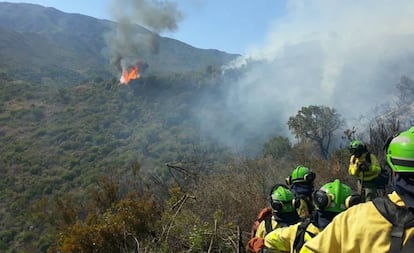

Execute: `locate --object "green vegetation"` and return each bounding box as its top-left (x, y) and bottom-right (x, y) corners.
top-left (288, 105), bottom-right (343, 159)
top-left (0, 70), bottom-right (234, 252)
top-left (0, 70), bottom-right (409, 252)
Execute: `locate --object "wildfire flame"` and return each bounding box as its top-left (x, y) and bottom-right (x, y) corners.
top-left (120, 65), bottom-right (140, 85)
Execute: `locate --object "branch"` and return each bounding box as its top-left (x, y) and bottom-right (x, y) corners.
top-left (159, 194), bottom-right (195, 243)
top-left (208, 219), bottom-right (218, 253)
top-left (165, 163), bottom-right (197, 178)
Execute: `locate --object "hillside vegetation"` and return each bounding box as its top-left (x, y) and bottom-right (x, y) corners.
top-left (0, 70), bottom-right (232, 251)
top-left (2, 68), bottom-right (412, 252)
top-left (1, 2), bottom-right (414, 253)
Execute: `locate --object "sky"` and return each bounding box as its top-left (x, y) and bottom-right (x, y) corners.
top-left (4, 0), bottom-right (288, 55)
top-left (4, 0), bottom-right (414, 150)
top-left (194, 0), bottom-right (414, 148)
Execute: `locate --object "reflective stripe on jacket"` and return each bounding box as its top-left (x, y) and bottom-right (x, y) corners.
top-left (300, 192), bottom-right (414, 253)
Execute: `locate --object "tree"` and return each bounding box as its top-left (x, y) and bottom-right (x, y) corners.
top-left (287, 105), bottom-right (343, 159)
top-left (262, 136), bottom-right (292, 159)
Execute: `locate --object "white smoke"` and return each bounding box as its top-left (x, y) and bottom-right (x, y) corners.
top-left (200, 0), bottom-right (414, 151)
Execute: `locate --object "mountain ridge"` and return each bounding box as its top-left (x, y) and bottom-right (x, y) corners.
top-left (0, 2), bottom-right (239, 84)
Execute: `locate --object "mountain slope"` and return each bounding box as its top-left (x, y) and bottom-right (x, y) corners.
top-left (0, 2), bottom-right (239, 84)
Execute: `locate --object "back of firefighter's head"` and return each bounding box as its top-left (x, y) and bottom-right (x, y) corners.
top-left (313, 179), bottom-right (361, 213)
top-left (269, 184), bottom-right (296, 213)
top-left (349, 140), bottom-right (368, 157)
top-left (286, 165), bottom-right (316, 186)
top-left (386, 127), bottom-right (414, 174)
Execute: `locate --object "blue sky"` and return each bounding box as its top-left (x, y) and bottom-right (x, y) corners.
top-left (4, 0), bottom-right (288, 55)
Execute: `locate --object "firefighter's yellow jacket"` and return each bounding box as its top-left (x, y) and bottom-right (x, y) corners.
top-left (265, 221), bottom-right (320, 252)
top-left (300, 192), bottom-right (414, 253)
top-left (252, 217), bottom-right (288, 253)
top-left (255, 216), bottom-right (279, 238)
top-left (348, 152), bottom-right (381, 181)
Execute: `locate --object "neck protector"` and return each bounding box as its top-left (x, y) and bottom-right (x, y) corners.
top-left (291, 183), bottom-right (314, 198)
top-left (274, 211), bottom-right (300, 227)
top-left (312, 210), bottom-right (338, 229)
top-left (394, 173), bottom-right (414, 208)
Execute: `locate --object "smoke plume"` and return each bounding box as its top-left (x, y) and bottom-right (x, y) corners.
top-left (198, 0), bottom-right (414, 152)
top-left (105, 0), bottom-right (183, 72)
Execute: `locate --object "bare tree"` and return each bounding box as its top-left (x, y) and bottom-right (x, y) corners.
top-left (368, 113), bottom-right (400, 162)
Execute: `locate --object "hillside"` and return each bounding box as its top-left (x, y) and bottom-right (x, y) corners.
top-left (0, 68), bottom-right (242, 251)
top-left (0, 2), bottom-right (239, 84)
top-left (0, 3), bottom-right (244, 251)
top-left (3, 2), bottom-right (414, 253)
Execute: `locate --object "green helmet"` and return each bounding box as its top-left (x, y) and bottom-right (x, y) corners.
top-left (386, 127), bottom-right (414, 172)
top-left (286, 165), bottom-right (315, 185)
top-left (348, 140), bottom-right (367, 155)
top-left (313, 179), bottom-right (360, 212)
top-left (269, 185), bottom-right (295, 213)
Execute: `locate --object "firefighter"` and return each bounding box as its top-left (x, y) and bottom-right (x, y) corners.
top-left (348, 140), bottom-right (381, 201)
top-left (264, 179), bottom-right (361, 253)
top-left (286, 165), bottom-right (316, 218)
top-left (256, 184), bottom-right (301, 238)
top-left (247, 184), bottom-right (301, 253)
top-left (301, 127), bottom-right (414, 252)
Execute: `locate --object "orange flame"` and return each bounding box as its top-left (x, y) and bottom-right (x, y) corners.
top-left (120, 65), bottom-right (140, 85)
